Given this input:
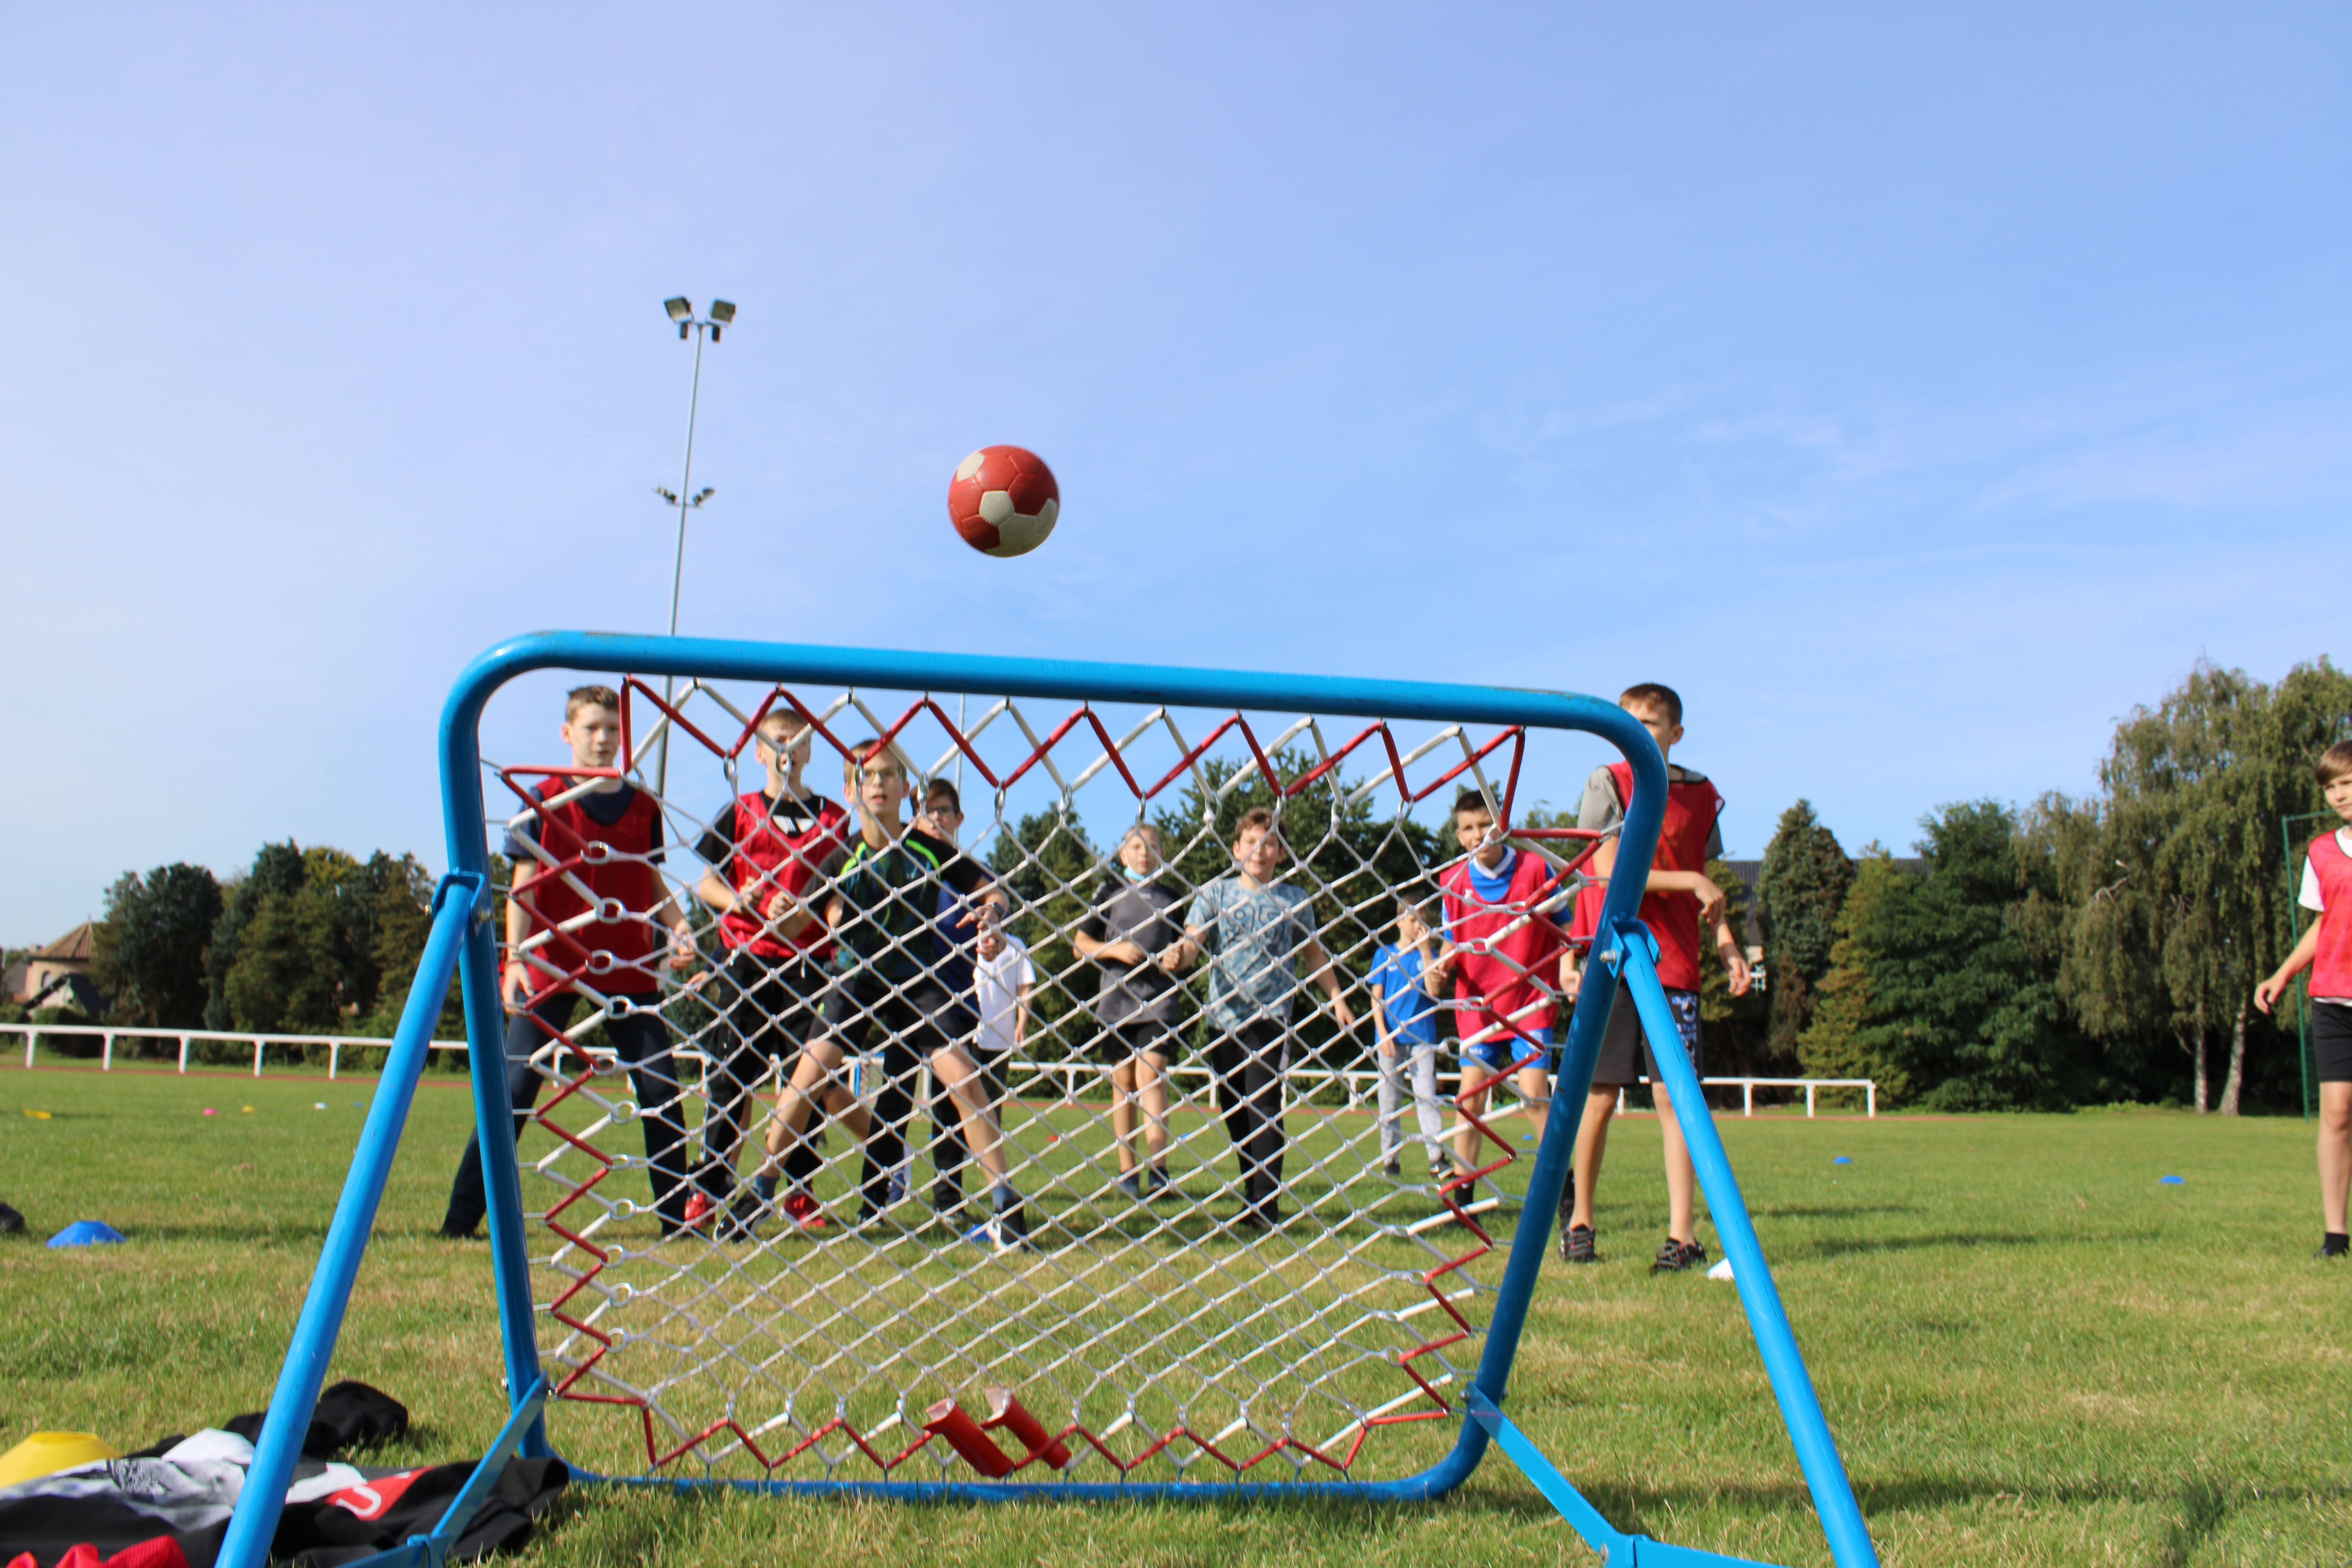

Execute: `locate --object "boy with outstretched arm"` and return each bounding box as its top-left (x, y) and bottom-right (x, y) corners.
top-left (1561, 682), bottom-right (1751, 1272)
top-left (2254, 740), bottom-right (2352, 1260)
top-left (442, 684), bottom-right (699, 1240)
top-left (747, 741), bottom-right (1030, 1247)
top-left (1169, 808), bottom-right (1355, 1231)
top-left (1426, 789), bottom-right (1572, 1223)
top-left (687, 707), bottom-right (852, 1232)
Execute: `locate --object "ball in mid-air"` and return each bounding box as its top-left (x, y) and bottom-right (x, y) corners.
top-left (948, 445), bottom-right (1059, 557)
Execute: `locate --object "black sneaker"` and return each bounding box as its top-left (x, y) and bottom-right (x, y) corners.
top-left (1383, 1159), bottom-right (1402, 1178)
top-left (719, 1188), bottom-right (769, 1242)
top-left (2319, 1233), bottom-right (2350, 1261)
top-left (1649, 1237), bottom-right (1706, 1274)
top-left (1553, 1172), bottom-right (1576, 1258)
top-left (1561, 1224), bottom-right (1597, 1263)
top-left (995, 1202), bottom-right (1034, 1250)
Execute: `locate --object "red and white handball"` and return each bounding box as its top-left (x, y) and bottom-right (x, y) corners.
top-left (947, 445), bottom-right (1060, 557)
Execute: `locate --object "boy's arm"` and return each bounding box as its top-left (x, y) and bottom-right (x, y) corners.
top-left (1713, 911), bottom-right (1751, 995)
top-left (503, 860), bottom-right (541, 1009)
top-left (1592, 837), bottom-right (1725, 924)
top-left (1371, 977), bottom-right (1396, 1057)
top-left (2258, 921), bottom-right (2323, 1013)
top-left (1014, 976), bottom-right (1034, 1049)
top-left (1301, 933), bottom-right (1356, 1029)
top-left (695, 868), bottom-right (736, 914)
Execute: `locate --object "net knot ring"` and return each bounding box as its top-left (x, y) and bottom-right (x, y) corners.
top-left (581, 840), bottom-right (615, 864)
top-left (597, 896), bottom-right (630, 923)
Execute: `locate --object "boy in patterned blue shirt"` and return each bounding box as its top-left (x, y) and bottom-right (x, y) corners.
top-left (1173, 807), bottom-right (1356, 1230)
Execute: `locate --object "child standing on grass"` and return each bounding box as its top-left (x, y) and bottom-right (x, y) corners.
top-left (1172, 808), bottom-right (1356, 1232)
top-left (2255, 739), bottom-right (2352, 1261)
top-left (1368, 895), bottom-right (1448, 1182)
top-left (443, 684), bottom-right (699, 1240)
top-left (1562, 683), bottom-right (1751, 1273)
top-left (1074, 824), bottom-right (1188, 1198)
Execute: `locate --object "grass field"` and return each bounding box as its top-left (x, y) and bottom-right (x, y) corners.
top-left (4, 1063), bottom-right (2348, 1567)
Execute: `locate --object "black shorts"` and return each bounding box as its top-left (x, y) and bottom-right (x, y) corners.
top-left (719, 949), bottom-right (828, 1063)
top-left (1096, 1014), bottom-right (1181, 1063)
top-left (2315, 1000), bottom-right (2352, 1083)
top-left (1591, 981), bottom-right (1703, 1088)
top-left (821, 974), bottom-right (975, 1061)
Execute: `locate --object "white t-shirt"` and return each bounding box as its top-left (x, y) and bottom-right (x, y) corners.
top-left (973, 933), bottom-right (1035, 1054)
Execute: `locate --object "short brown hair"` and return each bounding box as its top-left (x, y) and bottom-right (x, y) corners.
top-left (1452, 787), bottom-right (1494, 820)
top-left (926, 777), bottom-right (962, 813)
top-left (2318, 741), bottom-right (2352, 787)
top-left (565, 684), bottom-right (621, 722)
top-left (1619, 683), bottom-right (1682, 726)
top-left (1233, 806), bottom-right (1286, 852)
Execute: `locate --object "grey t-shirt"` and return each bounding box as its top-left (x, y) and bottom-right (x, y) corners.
top-left (1578, 764), bottom-right (1725, 859)
top-left (1077, 877), bottom-right (1185, 1026)
top-left (1184, 877), bottom-right (1320, 1031)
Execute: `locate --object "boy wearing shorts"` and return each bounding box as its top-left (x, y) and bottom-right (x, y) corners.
top-left (442, 685), bottom-right (698, 1239)
top-left (749, 741), bottom-right (1031, 1246)
top-left (1427, 791), bottom-right (1571, 1223)
top-left (1172, 808), bottom-right (1356, 1231)
top-left (1563, 683), bottom-right (1751, 1272)
top-left (688, 707), bottom-right (851, 1232)
top-left (915, 777), bottom-right (1020, 1220)
top-left (1074, 824), bottom-right (1188, 1198)
top-left (1368, 895), bottom-right (1448, 1181)
top-left (2255, 739), bottom-right (2352, 1260)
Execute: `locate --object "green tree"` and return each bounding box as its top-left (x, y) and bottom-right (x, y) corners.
top-left (1798, 846), bottom-right (1907, 1099)
top-left (1804, 804), bottom-right (2091, 1110)
top-left (205, 841), bottom-right (306, 1029)
top-left (91, 862), bottom-right (223, 1029)
top-left (1757, 800), bottom-right (1853, 1067)
top-left (1699, 856), bottom-right (1771, 1075)
top-left (2060, 659), bottom-right (2352, 1112)
top-left (987, 807), bottom-right (1100, 1058)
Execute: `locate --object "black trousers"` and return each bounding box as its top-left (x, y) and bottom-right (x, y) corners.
top-left (1208, 1017), bottom-right (1290, 1215)
top-left (699, 951), bottom-right (826, 1203)
top-left (929, 1050), bottom-right (1007, 1209)
top-left (445, 993), bottom-right (691, 1234)
top-left (823, 975), bottom-right (969, 1214)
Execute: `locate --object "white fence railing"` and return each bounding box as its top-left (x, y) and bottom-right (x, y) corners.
top-left (3, 1021), bottom-right (1875, 1116)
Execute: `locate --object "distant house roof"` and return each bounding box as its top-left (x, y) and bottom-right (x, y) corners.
top-left (30, 922), bottom-right (97, 965)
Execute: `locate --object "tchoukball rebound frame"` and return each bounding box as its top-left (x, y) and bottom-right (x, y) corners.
top-left (214, 632), bottom-right (1880, 1567)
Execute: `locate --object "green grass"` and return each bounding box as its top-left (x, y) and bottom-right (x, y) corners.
top-left (4, 1064), bottom-right (2348, 1566)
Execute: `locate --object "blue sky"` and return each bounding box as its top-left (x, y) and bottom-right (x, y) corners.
top-left (3, 3), bottom-right (2346, 942)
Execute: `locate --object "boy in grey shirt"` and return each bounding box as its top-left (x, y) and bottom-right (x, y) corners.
top-left (1075, 824), bottom-right (1189, 1198)
top-left (1173, 808), bottom-right (1356, 1230)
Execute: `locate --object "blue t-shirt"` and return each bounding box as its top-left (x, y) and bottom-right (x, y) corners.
top-left (1184, 877), bottom-right (1320, 1030)
top-left (1368, 943), bottom-right (1439, 1050)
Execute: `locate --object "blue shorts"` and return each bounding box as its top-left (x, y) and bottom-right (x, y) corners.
top-left (1462, 1025), bottom-right (1553, 1074)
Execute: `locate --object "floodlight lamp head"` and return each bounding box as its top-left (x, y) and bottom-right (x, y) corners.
top-left (693, 487), bottom-right (714, 505)
top-left (709, 300), bottom-right (735, 324)
top-left (664, 297), bottom-right (692, 322)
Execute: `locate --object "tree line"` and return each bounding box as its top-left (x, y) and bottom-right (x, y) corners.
top-left (1730, 658), bottom-right (2350, 1112)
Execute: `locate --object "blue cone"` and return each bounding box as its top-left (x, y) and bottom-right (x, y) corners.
top-left (48, 1220), bottom-right (126, 1249)
top-left (2160, 1174), bottom-right (2185, 1185)
top-left (1831, 1156), bottom-right (1852, 1165)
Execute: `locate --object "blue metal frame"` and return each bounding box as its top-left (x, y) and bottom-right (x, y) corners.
top-left (225, 632), bottom-right (1878, 1566)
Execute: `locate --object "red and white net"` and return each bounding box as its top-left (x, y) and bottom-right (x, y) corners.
top-left (480, 677), bottom-right (1602, 1485)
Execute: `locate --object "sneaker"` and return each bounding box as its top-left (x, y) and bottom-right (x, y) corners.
top-left (2318, 1233), bottom-right (2350, 1260)
top-left (1147, 1169), bottom-right (1175, 1198)
top-left (680, 1191), bottom-right (716, 1231)
top-left (1649, 1237), bottom-right (1706, 1274)
top-left (719, 1188), bottom-right (768, 1242)
top-left (436, 1217), bottom-right (481, 1240)
top-left (1116, 1173), bottom-right (1142, 1200)
top-left (1382, 1159), bottom-right (1401, 1178)
top-left (965, 1206), bottom-right (1034, 1252)
top-left (1554, 1172), bottom-right (1576, 1258)
top-left (780, 1190), bottom-right (831, 1233)
top-left (1561, 1224), bottom-right (1597, 1264)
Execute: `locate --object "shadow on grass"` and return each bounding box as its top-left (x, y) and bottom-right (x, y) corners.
top-left (1782, 1229), bottom-right (2157, 1259)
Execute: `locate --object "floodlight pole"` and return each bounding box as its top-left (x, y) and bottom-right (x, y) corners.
top-left (652, 298), bottom-right (733, 797)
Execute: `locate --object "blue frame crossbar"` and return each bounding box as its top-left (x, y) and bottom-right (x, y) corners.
top-left (216, 632), bottom-right (1877, 1567)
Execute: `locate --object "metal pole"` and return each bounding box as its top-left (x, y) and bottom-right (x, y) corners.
top-left (655, 322), bottom-right (709, 799)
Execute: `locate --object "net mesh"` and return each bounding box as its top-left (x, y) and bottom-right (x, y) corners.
top-left (482, 675), bottom-right (1604, 1485)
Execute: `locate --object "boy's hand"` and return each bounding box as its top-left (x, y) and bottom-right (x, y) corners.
top-left (1379, 1038), bottom-right (1397, 1060)
top-left (1690, 873), bottom-right (1727, 926)
top-left (2255, 974), bottom-right (2287, 1015)
top-left (667, 928), bottom-right (698, 973)
top-left (974, 905), bottom-right (1004, 962)
top-left (1332, 995), bottom-right (1357, 1031)
top-left (501, 960), bottom-right (529, 1013)
top-left (1158, 944), bottom-right (1188, 973)
top-left (1098, 939), bottom-right (1147, 966)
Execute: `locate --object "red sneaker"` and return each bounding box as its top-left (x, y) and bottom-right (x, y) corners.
top-left (781, 1191), bottom-right (831, 1232)
top-left (681, 1191), bottom-right (716, 1230)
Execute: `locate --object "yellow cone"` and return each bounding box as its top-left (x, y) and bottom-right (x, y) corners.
top-left (0, 1431), bottom-right (121, 1485)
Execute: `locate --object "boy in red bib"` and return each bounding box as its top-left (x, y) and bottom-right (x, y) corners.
top-left (1427, 788), bottom-right (1572, 1221)
top-left (441, 685), bottom-right (699, 1239)
top-left (2255, 739), bottom-right (2352, 1260)
top-left (1563, 683), bottom-right (1751, 1272)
